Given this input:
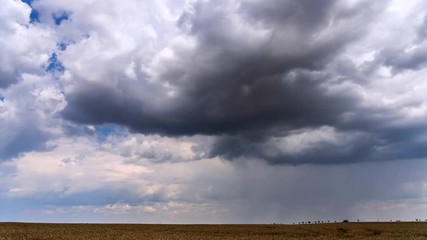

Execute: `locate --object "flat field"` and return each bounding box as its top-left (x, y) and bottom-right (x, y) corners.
top-left (1, 222), bottom-right (427, 240)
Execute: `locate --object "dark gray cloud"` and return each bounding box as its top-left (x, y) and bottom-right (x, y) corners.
top-left (63, 0), bottom-right (372, 131)
top-left (0, 72), bottom-right (17, 89)
top-left (381, 45), bottom-right (427, 72)
top-left (63, 69), bottom-right (356, 135)
top-left (62, 0), bottom-right (427, 165)
top-left (209, 131), bottom-right (378, 165)
top-left (0, 126), bottom-right (50, 161)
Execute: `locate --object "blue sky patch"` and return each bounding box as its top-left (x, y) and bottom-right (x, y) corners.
top-left (46, 53), bottom-right (65, 73)
top-left (29, 9), bottom-right (40, 23)
top-left (53, 12), bottom-right (71, 25)
top-left (0, 96), bottom-right (4, 102)
top-left (57, 42), bottom-right (68, 51)
top-left (95, 124), bottom-right (127, 143)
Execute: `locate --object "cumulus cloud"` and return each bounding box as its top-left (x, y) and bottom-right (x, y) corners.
top-left (0, 0), bottom-right (56, 88)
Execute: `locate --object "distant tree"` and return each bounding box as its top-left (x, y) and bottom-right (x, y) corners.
top-left (343, 220), bottom-right (349, 223)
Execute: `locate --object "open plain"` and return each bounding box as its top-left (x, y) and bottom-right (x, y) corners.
top-left (1, 222), bottom-right (427, 240)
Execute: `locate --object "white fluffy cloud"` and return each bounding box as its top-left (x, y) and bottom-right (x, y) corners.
top-left (0, 0), bottom-right (56, 88)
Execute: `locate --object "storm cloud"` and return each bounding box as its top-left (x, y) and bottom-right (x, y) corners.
top-left (64, 0), bottom-right (370, 133)
top-left (59, 0), bottom-right (427, 164)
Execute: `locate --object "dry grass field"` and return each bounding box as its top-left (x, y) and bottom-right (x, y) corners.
top-left (1, 222), bottom-right (427, 240)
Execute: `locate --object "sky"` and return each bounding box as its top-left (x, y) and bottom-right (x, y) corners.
top-left (1, 0), bottom-right (427, 224)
